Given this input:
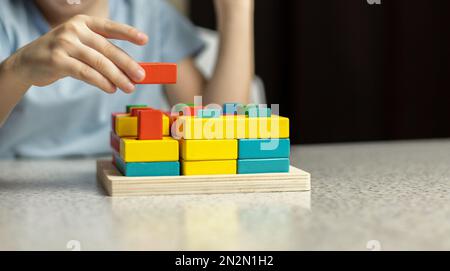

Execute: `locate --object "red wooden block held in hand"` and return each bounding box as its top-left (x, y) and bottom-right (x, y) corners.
top-left (138, 109), bottom-right (163, 140)
top-left (135, 63), bottom-right (178, 84)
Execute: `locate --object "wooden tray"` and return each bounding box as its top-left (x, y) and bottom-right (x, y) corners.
top-left (97, 160), bottom-right (311, 197)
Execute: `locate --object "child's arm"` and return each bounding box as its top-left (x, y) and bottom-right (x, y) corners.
top-left (0, 15), bottom-right (148, 127)
top-left (166, 0), bottom-right (254, 105)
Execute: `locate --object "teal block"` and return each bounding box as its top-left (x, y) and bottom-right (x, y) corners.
top-left (239, 139), bottom-right (290, 159)
top-left (197, 109), bottom-right (221, 118)
top-left (114, 153), bottom-right (180, 177)
top-left (238, 158), bottom-right (290, 174)
top-left (223, 103), bottom-right (245, 115)
top-left (245, 104), bottom-right (258, 117)
top-left (245, 105), bottom-right (272, 117)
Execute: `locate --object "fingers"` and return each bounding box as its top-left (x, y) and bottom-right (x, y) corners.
top-left (84, 16), bottom-right (148, 45)
top-left (67, 42), bottom-right (136, 93)
top-left (62, 56), bottom-right (117, 94)
top-left (56, 16), bottom-right (147, 90)
top-left (81, 32), bottom-right (146, 83)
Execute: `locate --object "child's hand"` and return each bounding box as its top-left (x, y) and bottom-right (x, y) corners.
top-left (10, 15), bottom-right (148, 93)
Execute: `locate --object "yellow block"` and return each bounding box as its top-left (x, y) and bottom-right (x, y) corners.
top-left (255, 116), bottom-right (290, 139)
top-left (172, 116), bottom-right (225, 140)
top-left (120, 137), bottom-right (179, 162)
top-left (233, 116), bottom-right (289, 139)
top-left (162, 114), bottom-right (170, 136)
top-left (182, 160), bottom-right (237, 176)
top-left (180, 139), bottom-right (238, 161)
top-left (115, 116), bottom-right (137, 137)
top-left (115, 114), bottom-right (170, 137)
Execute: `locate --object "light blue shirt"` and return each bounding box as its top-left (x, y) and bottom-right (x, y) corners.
top-left (0, 0), bottom-right (204, 158)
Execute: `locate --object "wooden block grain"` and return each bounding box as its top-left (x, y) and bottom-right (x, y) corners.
top-left (97, 160), bottom-right (311, 197)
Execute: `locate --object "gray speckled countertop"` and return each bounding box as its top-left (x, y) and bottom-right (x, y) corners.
top-left (0, 140), bottom-right (449, 251)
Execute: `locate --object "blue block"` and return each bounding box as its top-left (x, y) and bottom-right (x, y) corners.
top-left (197, 108), bottom-right (221, 118)
top-left (238, 158), bottom-right (290, 174)
top-left (245, 104), bottom-right (258, 117)
top-left (245, 105), bottom-right (272, 118)
top-left (259, 108), bottom-right (272, 117)
top-left (223, 103), bottom-right (245, 115)
top-left (239, 139), bottom-right (290, 159)
top-left (114, 153), bottom-right (180, 177)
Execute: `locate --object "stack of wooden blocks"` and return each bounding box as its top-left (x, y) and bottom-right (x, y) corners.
top-left (110, 103), bottom-right (291, 177)
top-left (111, 105), bottom-right (179, 177)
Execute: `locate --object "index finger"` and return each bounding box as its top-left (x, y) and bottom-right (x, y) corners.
top-left (85, 17), bottom-right (148, 45)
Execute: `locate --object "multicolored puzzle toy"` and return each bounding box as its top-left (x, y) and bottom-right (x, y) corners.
top-left (98, 103), bottom-right (311, 196)
top-left (110, 103), bottom-right (293, 177)
top-left (97, 102), bottom-right (311, 196)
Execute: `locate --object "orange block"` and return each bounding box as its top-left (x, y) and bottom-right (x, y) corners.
top-left (130, 107), bottom-right (153, 117)
top-left (135, 63), bottom-right (177, 84)
top-left (110, 131), bottom-right (121, 152)
top-left (138, 109), bottom-right (163, 140)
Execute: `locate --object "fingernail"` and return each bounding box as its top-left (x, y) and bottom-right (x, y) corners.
top-left (125, 82), bottom-right (135, 92)
top-left (137, 32), bottom-right (147, 41)
top-left (135, 67), bottom-right (146, 81)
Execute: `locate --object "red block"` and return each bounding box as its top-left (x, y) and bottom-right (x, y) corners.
top-left (138, 109), bottom-right (163, 140)
top-left (135, 63), bottom-right (178, 84)
top-left (130, 107), bottom-right (153, 117)
top-left (110, 131), bottom-right (121, 153)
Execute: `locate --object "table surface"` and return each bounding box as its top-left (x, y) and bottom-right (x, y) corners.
top-left (1, 139), bottom-right (449, 251)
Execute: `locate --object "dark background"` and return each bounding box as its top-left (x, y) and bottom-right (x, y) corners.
top-left (189, 0), bottom-right (450, 144)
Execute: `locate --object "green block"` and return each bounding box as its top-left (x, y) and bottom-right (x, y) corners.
top-left (126, 104), bottom-right (147, 113)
